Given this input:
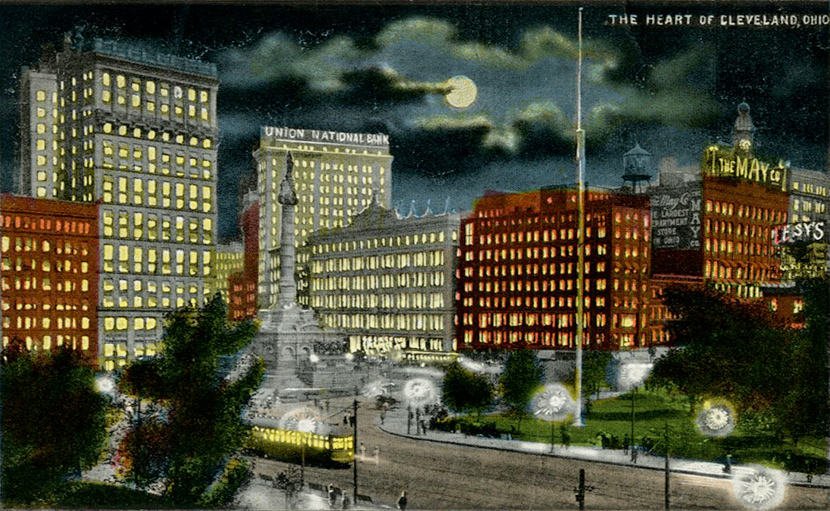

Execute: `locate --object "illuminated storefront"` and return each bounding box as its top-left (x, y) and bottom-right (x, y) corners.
top-left (1, 195), bottom-right (99, 365)
top-left (457, 187), bottom-right (652, 351)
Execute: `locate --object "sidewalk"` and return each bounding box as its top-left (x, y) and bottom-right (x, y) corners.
top-left (377, 407), bottom-right (830, 489)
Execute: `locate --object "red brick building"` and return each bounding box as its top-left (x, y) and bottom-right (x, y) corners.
top-left (1, 194), bottom-right (99, 364)
top-left (652, 175), bottom-right (789, 299)
top-left (457, 186), bottom-right (653, 351)
top-left (229, 192), bottom-right (259, 321)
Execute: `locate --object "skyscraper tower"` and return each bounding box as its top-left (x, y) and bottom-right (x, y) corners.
top-left (254, 126), bottom-right (393, 307)
top-left (20, 33), bottom-right (219, 369)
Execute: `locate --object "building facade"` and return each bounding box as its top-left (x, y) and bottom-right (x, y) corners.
top-left (776, 167), bottom-right (829, 279)
top-left (457, 187), bottom-right (653, 352)
top-left (254, 127), bottom-right (393, 307)
top-left (18, 66), bottom-right (60, 198)
top-left (20, 35), bottom-right (219, 369)
top-left (1, 195), bottom-right (99, 365)
top-left (651, 144), bottom-right (790, 299)
top-left (229, 191), bottom-right (260, 321)
top-left (212, 241), bottom-right (244, 304)
top-left (302, 200), bottom-right (459, 360)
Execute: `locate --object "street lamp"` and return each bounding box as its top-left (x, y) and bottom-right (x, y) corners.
top-left (532, 383), bottom-right (576, 452)
top-left (280, 407), bottom-right (324, 489)
top-left (630, 387), bottom-right (637, 463)
top-left (614, 361), bottom-right (652, 463)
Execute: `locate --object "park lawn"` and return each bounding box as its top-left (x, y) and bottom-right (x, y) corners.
top-left (473, 388), bottom-right (824, 473)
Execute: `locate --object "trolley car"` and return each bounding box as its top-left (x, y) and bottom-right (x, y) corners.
top-left (245, 415), bottom-right (354, 466)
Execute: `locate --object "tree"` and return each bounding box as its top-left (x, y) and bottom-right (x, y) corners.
top-left (582, 350), bottom-right (613, 400)
top-left (499, 349), bottom-right (544, 433)
top-left (649, 285), bottom-right (789, 416)
top-left (118, 294), bottom-right (263, 506)
top-left (649, 282), bottom-right (829, 447)
top-left (1, 345), bottom-right (108, 503)
top-left (442, 362), bottom-right (495, 419)
top-left (773, 277), bottom-right (829, 445)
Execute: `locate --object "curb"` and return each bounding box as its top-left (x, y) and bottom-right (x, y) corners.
top-left (377, 417), bottom-right (830, 490)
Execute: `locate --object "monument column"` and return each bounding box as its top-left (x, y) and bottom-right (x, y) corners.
top-left (277, 152), bottom-right (299, 308)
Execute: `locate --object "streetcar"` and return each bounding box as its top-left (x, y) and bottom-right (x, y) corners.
top-left (245, 415), bottom-right (354, 466)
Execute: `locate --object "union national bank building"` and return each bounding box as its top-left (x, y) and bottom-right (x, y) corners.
top-left (254, 127), bottom-right (393, 307)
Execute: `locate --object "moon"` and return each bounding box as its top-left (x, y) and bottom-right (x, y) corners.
top-left (444, 75), bottom-right (477, 109)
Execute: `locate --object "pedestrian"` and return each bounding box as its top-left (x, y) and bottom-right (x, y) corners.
top-left (373, 446), bottom-right (380, 465)
top-left (341, 494), bottom-right (351, 510)
top-left (326, 399), bottom-right (330, 413)
top-left (359, 442), bottom-right (366, 460)
top-left (380, 407), bottom-right (386, 425)
top-left (420, 419), bottom-right (427, 436)
top-left (343, 415), bottom-right (348, 426)
top-left (328, 484), bottom-right (337, 508)
top-left (397, 490), bottom-right (407, 510)
top-left (723, 453), bottom-right (732, 474)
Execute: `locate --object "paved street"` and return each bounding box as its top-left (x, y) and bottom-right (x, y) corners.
top-left (253, 397), bottom-right (829, 510)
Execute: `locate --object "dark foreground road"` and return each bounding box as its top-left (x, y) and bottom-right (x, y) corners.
top-left (255, 403), bottom-right (828, 510)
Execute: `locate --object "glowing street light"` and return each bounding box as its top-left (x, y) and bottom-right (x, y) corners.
top-left (280, 406), bottom-right (326, 487)
top-left (532, 383), bottom-right (576, 451)
top-left (697, 401), bottom-right (737, 438)
top-left (402, 378), bottom-right (439, 408)
top-left (732, 466), bottom-right (787, 510)
top-left (533, 383), bottom-right (576, 422)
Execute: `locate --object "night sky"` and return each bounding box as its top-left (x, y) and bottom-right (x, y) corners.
top-left (1, 3), bottom-right (828, 240)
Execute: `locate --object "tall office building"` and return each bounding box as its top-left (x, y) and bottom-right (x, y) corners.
top-left (19, 64), bottom-right (60, 199)
top-left (20, 34), bottom-right (219, 369)
top-left (651, 144), bottom-right (791, 298)
top-left (254, 127), bottom-right (392, 307)
top-left (778, 167), bottom-right (829, 279)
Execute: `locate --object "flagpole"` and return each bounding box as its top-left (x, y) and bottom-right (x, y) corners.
top-left (573, 6), bottom-right (586, 428)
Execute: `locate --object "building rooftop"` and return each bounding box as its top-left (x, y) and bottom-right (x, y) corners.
top-left (79, 37), bottom-right (217, 78)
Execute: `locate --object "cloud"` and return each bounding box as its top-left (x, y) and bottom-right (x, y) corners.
top-left (375, 17), bottom-right (458, 48)
top-left (218, 32), bottom-right (365, 92)
top-left (392, 114), bottom-right (494, 177)
top-left (338, 66), bottom-right (452, 105)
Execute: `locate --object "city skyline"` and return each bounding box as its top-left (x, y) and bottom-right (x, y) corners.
top-left (2, 3), bottom-right (829, 241)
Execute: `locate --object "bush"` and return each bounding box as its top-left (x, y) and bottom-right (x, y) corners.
top-left (431, 417), bottom-right (500, 438)
top-left (199, 457), bottom-right (251, 507)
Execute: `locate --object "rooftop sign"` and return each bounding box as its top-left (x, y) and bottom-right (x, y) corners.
top-left (261, 126), bottom-right (390, 149)
top-left (701, 146), bottom-right (787, 190)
